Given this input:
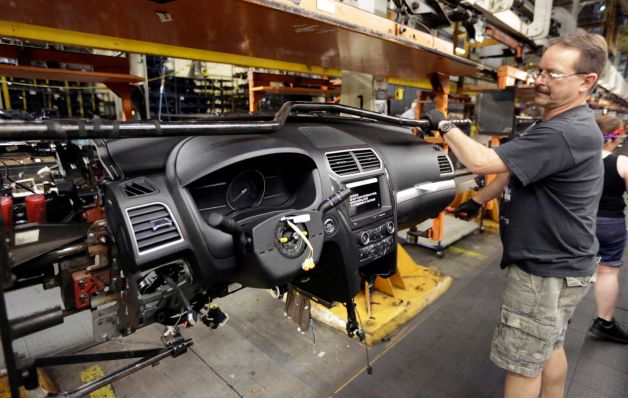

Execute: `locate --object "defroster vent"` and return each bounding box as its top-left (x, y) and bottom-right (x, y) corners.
top-left (353, 149), bottom-right (381, 171)
top-left (122, 178), bottom-right (157, 198)
top-left (126, 203), bottom-right (183, 255)
top-left (326, 151), bottom-right (360, 175)
top-left (326, 148), bottom-right (381, 176)
top-left (437, 155), bottom-right (453, 174)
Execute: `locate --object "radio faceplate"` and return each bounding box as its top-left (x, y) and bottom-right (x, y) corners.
top-left (354, 220), bottom-right (396, 262)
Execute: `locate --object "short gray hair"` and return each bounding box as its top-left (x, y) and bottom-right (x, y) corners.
top-left (549, 32), bottom-right (608, 76)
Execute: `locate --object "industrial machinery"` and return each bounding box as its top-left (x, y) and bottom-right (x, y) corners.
top-left (0, 103), bottom-right (468, 397)
top-left (392, 0), bottom-right (558, 46)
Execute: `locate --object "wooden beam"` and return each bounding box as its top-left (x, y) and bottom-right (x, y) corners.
top-left (0, 45), bottom-right (129, 73)
top-left (0, 64), bottom-right (143, 84)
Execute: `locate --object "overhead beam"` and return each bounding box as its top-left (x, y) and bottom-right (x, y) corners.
top-left (0, 64), bottom-right (143, 84)
top-left (0, 20), bottom-right (342, 78)
top-left (0, 0), bottom-right (482, 79)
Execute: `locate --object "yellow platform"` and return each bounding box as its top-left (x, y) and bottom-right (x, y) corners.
top-left (0, 369), bottom-right (57, 398)
top-left (311, 245), bottom-right (452, 345)
top-left (0, 365), bottom-right (116, 398)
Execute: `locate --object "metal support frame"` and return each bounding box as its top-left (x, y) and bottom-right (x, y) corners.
top-left (464, 0), bottom-right (552, 42)
top-left (0, 101), bottom-right (470, 140)
top-left (484, 25), bottom-right (525, 62)
top-left (496, 65), bottom-right (530, 90)
top-left (0, 221), bottom-right (20, 398)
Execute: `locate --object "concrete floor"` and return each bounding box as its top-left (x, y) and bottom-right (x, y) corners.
top-left (11, 223), bottom-right (628, 397)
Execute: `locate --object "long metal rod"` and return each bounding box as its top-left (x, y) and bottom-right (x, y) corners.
top-left (0, 223), bottom-right (20, 398)
top-left (35, 348), bottom-right (165, 367)
top-left (47, 339), bottom-right (193, 398)
top-left (0, 101), bottom-right (471, 140)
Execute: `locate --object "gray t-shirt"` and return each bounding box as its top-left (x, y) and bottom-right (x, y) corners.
top-left (494, 104), bottom-right (603, 277)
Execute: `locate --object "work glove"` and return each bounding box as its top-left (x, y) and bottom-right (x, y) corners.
top-left (424, 109), bottom-right (446, 130)
top-left (451, 198), bottom-right (482, 220)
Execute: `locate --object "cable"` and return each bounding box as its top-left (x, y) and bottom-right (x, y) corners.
top-left (286, 219), bottom-right (315, 271)
top-left (340, 301), bottom-right (373, 375)
top-left (412, 20), bottom-right (436, 49)
top-left (310, 318), bottom-right (317, 355)
top-left (163, 274), bottom-right (196, 326)
top-left (354, 304), bottom-right (373, 375)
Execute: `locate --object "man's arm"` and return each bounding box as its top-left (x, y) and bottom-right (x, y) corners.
top-left (473, 172), bottom-right (510, 203)
top-left (451, 172), bottom-right (509, 220)
top-left (443, 128), bottom-right (509, 175)
top-left (425, 110), bottom-right (509, 175)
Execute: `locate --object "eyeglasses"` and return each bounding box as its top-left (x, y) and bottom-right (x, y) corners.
top-left (528, 69), bottom-right (587, 81)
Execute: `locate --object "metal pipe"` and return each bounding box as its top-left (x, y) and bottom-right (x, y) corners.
top-left (55, 243), bottom-right (88, 258)
top-left (46, 339), bottom-right (193, 398)
top-left (0, 102), bottom-right (471, 140)
top-left (10, 306), bottom-right (64, 339)
top-left (0, 221), bottom-right (21, 397)
top-left (35, 348), bottom-right (164, 367)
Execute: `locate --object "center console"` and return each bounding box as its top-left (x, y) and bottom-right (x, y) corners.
top-left (345, 177), bottom-right (396, 266)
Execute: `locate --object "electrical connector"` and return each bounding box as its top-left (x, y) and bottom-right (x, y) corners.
top-left (286, 219), bottom-right (315, 271)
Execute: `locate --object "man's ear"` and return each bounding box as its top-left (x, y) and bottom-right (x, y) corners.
top-left (581, 73), bottom-right (598, 92)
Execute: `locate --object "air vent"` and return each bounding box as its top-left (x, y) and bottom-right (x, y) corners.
top-left (126, 203), bottom-right (183, 255)
top-left (122, 178), bottom-right (157, 198)
top-left (326, 151), bottom-right (360, 176)
top-left (353, 149), bottom-right (381, 171)
top-left (437, 155), bottom-right (453, 174)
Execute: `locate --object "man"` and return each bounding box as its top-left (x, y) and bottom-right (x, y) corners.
top-left (425, 32), bottom-right (607, 398)
top-left (400, 100), bottom-right (418, 119)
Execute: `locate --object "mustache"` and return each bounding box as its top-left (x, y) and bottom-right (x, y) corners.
top-left (534, 86), bottom-right (549, 94)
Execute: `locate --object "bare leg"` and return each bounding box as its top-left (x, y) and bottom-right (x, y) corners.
top-left (594, 265), bottom-right (621, 320)
top-left (541, 348), bottom-right (568, 398)
top-left (504, 371), bottom-right (542, 398)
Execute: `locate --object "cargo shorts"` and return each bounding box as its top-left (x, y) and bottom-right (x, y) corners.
top-left (490, 264), bottom-right (594, 377)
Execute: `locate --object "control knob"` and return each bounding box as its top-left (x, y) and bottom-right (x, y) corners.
top-left (386, 221), bottom-right (395, 235)
top-left (359, 231), bottom-right (370, 246)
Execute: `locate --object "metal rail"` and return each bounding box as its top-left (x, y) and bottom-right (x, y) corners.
top-left (46, 338), bottom-right (193, 398)
top-left (0, 102), bottom-right (471, 140)
top-left (0, 217), bottom-right (20, 397)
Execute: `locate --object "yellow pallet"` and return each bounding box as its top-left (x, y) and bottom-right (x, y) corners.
top-left (311, 244), bottom-right (452, 345)
top-left (1, 365), bottom-right (116, 398)
top-left (0, 368), bottom-right (57, 398)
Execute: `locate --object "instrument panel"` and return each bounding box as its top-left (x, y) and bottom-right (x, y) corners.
top-left (186, 153), bottom-right (318, 222)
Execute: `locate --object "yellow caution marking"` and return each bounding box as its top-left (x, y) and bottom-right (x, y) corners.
top-left (1, 369), bottom-right (58, 397)
top-left (447, 245), bottom-right (487, 259)
top-left (79, 365), bottom-right (116, 398)
top-left (0, 376), bottom-right (24, 398)
top-left (386, 76), bottom-right (459, 91)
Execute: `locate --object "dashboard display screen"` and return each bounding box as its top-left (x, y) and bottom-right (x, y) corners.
top-left (347, 178), bottom-right (381, 217)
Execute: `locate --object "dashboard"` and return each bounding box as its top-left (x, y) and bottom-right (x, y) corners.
top-left (102, 116), bottom-right (456, 304)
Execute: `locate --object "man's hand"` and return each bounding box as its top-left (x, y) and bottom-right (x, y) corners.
top-left (424, 109), bottom-right (446, 130)
top-left (451, 198), bottom-right (482, 220)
